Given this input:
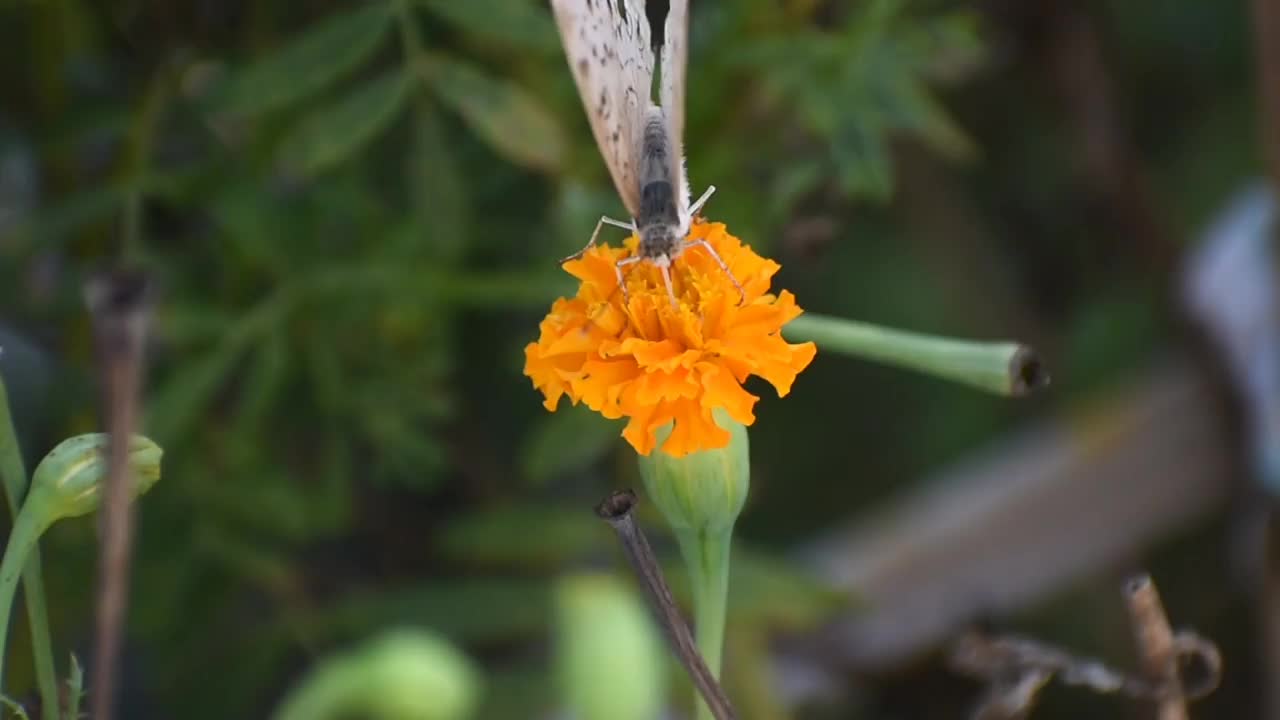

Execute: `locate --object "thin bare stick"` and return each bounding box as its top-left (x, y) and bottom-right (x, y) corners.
top-left (1124, 574), bottom-right (1188, 720)
top-left (84, 269), bottom-right (154, 720)
top-left (951, 574), bottom-right (1222, 719)
top-left (595, 490), bottom-right (737, 720)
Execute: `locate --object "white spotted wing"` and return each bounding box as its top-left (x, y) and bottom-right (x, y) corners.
top-left (660, 0), bottom-right (691, 227)
top-left (550, 0), bottom-right (654, 219)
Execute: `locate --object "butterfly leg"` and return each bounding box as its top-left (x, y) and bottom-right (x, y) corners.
top-left (615, 255), bottom-right (645, 303)
top-left (560, 216), bottom-right (636, 264)
top-left (660, 264), bottom-right (677, 308)
top-left (689, 185), bottom-right (717, 217)
top-left (685, 239), bottom-right (746, 304)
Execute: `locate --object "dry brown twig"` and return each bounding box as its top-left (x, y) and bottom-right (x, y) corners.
top-left (85, 269), bottom-right (154, 720)
top-left (595, 490), bottom-right (738, 720)
top-left (949, 573), bottom-right (1221, 720)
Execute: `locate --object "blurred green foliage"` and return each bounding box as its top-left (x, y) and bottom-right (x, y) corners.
top-left (0, 0), bottom-right (1261, 718)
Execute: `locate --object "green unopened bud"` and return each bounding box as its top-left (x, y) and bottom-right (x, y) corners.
top-left (637, 408), bottom-right (749, 534)
top-left (29, 433), bottom-right (162, 522)
top-left (273, 629), bottom-right (480, 720)
top-left (356, 630), bottom-right (480, 720)
top-left (0, 433), bottom-right (160, 685)
top-left (555, 573), bottom-right (665, 720)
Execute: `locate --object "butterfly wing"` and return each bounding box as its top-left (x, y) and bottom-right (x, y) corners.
top-left (661, 0), bottom-right (691, 222)
top-left (550, 0), bottom-right (654, 219)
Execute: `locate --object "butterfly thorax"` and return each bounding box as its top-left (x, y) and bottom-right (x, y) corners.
top-left (638, 180), bottom-right (681, 260)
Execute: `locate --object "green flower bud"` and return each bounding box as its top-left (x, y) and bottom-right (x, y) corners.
top-left (354, 630), bottom-right (481, 720)
top-left (29, 433), bottom-right (162, 522)
top-left (273, 629), bottom-right (480, 720)
top-left (637, 408), bottom-right (749, 534)
top-left (636, 408), bottom-right (747, 711)
top-left (555, 573), bottom-right (665, 720)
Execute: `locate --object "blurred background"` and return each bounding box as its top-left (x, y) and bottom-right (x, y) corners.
top-left (0, 0), bottom-right (1276, 717)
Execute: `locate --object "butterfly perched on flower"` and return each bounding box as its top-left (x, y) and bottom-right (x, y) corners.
top-left (549, 0), bottom-right (742, 305)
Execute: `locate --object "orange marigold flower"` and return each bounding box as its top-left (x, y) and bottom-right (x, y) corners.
top-left (523, 220), bottom-right (817, 457)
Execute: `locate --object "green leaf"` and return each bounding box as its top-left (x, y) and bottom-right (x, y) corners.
top-left (476, 664), bottom-right (555, 720)
top-left (303, 579), bottom-right (552, 643)
top-left (205, 3), bottom-right (392, 117)
top-left (519, 404), bottom-right (621, 484)
top-left (726, 546), bottom-right (850, 630)
top-left (210, 184), bottom-right (293, 271)
top-left (424, 55), bottom-right (567, 172)
top-left (9, 183), bottom-right (133, 249)
top-left (0, 696), bottom-right (30, 720)
top-left (408, 106), bottom-right (470, 262)
top-left (769, 158), bottom-right (824, 218)
top-left (833, 119), bottom-right (893, 199)
top-left (158, 304), bottom-right (238, 345)
top-left (195, 522), bottom-right (296, 588)
top-left (278, 68), bottom-right (410, 175)
top-left (194, 471), bottom-right (313, 541)
top-left (235, 333), bottom-right (289, 433)
top-left (727, 0), bottom-right (980, 205)
top-left (415, 0), bottom-right (557, 51)
top-left (148, 294), bottom-right (289, 443)
top-left (439, 503), bottom-right (602, 567)
top-left (891, 80), bottom-right (976, 160)
top-left (361, 407), bottom-right (448, 490)
top-left (147, 345), bottom-right (247, 444)
top-left (907, 12), bottom-right (985, 84)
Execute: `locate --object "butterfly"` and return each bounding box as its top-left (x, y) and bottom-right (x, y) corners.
top-left (549, 0), bottom-right (743, 305)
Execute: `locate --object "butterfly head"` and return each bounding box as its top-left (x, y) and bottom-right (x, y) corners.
top-left (639, 222), bottom-right (683, 262)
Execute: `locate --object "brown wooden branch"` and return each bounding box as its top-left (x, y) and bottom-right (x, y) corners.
top-left (950, 575), bottom-right (1222, 719)
top-left (595, 491), bottom-right (738, 720)
top-left (84, 269), bottom-right (154, 720)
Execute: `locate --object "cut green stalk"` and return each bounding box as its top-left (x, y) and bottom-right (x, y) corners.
top-left (785, 313), bottom-right (1047, 397)
top-left (0, 376), bottom-right (59, 720)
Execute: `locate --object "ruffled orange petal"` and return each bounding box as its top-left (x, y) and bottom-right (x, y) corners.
top-left (523, 219), bottom-right (815, 457)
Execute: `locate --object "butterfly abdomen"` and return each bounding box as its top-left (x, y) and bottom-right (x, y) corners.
top-left (638, 106), bottom-right (672, 189)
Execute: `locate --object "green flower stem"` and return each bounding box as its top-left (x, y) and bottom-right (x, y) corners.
top-left (0, 493), bottom-right (53, 693)
top-left (673, 526), bottom-right (732, 720)
top-left (0, 376), bottom-right (58, 720)
top-left (785, 313), bottom-right (1047, 397)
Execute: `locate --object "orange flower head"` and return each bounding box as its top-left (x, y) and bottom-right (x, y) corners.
top-left (523, 220), bottom-right (817, 457)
